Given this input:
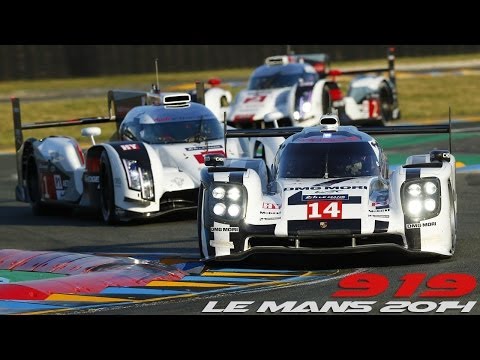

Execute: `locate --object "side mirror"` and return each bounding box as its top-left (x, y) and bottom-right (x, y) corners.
top-left (264, 111), bottom-right (283, 128)
top-left (81, 127), bottom-right (102, 145)
top-left (204, 154), bottom-right (225, 167)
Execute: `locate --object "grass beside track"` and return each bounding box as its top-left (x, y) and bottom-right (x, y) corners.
top-left (1, 52), bottom-right (480, 151)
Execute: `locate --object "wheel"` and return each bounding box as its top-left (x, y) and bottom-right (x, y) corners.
top-left (26, 157), bottom-right (51, 216)
top-left (322, 86), bottom-right (331, 114)
top-left (99, 151), bottom-right (120, 224)
top-left (379, 83), bottom-right (393, 122)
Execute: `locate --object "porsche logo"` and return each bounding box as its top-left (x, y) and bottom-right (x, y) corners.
top-left (320, 222), bottom-right (328, 229)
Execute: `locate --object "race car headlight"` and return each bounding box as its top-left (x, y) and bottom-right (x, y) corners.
top-left (424, 181), bottom-right (437, 195)
top-left (123, 159), bottom-right (154, 200)
top-left (407, 183), bottom-right (422, 197)
top-left (227, 187), bottom-right (241, 201)
top-left (401, 177), bottom-right (441, 221)
top-left (227, 204), bottom-right (241, 217)
top-left (212, 186), bottom-right (225, 199)
top-left (140, 168), bottom-right (154, 201)
top-left (208, 183), bottom-right (247, 221)
top-left (123, 159), bottom-right (141, 190)
top-left (424, 198), bottom-right (436, 212)
top-left (407, 199), bottom-right (422, 216)
top-left (213, 203), bottom-right (227, 216)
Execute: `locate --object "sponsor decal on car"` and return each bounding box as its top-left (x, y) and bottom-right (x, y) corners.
top-left (153, 116), bottom-right (172, 122)
top-left (260, 217), bottom-right (281, 221)
top-left (296, 135), bottom-right (361, 143)
top-left (368, 214), bottom-right (390, 218)
top-left (285, 186), bottom-right (367, 191)
top-left (243, 95), bottom-right (267, 103)
top-left (210, 226), bottom-right (240, 232)
top-left (185, 144), bottom-right (223, 152)
top-left (84, 175), bottom-right (100, 183)
top-left (120, 144), bottom-right (140, 151)
top-left (194, 150), bottom-right (225, 164)
top-left (406, 221), bottom-right (437, 229)
top-left (260, 211), bottom-right (281, 215)
top-left (262, 202), bottom-right (281, 209)
top-left (302, 194), bottom-right (349, 201)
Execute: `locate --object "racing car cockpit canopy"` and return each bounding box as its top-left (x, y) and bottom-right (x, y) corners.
top-left (119, 103), bottom-right (224, 144)
top-left (277, 140), bottom-right (380, 179)
top-left (248, 63), bottom-right (319, 90)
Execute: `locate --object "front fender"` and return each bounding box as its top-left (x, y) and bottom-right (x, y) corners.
top-left (93, 142), bottom-right (163, 214)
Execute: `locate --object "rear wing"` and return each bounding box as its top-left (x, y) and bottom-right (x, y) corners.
top-left (11, 83), bottom-right (211, 153)
top-left (225, 123), bottom-right (452, 153)
top-left (226, 124), bottom-right (450, 138)
top-left (11, 90), bottom-right (154, 153)
top-left (328, 47), bottom-right (397, 87)
top-left (11, 97), bottom-right (115, 152)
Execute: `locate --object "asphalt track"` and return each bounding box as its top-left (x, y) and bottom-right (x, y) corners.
top-left (1, 122), bottom-right (480, 315)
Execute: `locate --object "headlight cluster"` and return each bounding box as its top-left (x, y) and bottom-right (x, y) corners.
top-left (122, 159), bottom-right (154, 201)
top-left (402, 178), bottom-right (440, 221)
top-left (209, 183), bottom-right (246, 220)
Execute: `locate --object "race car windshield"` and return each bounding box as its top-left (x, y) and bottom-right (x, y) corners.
top-left (248, 71), bottom-right (318, 90)
top-left (137, 118), bottom-right (223, 144)
top-left (347, 86), bottom-right (375, 104)
top-left (278, 142), bottom-right (379, 178)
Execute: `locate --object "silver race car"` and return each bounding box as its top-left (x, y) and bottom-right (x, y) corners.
top-left (12, 88), bottom-right (281, 224)
top-left (198, 114), bottom-right (456, 260)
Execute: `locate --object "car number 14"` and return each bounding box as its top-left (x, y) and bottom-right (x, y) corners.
top-left (307, 201), bottom-right (342, 219)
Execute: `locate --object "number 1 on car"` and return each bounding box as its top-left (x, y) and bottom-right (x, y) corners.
top-left (307, 201), bottom-right (342, 219)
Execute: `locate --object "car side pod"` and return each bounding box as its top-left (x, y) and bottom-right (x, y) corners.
top-left (204, 154), bottom-right (225, 167)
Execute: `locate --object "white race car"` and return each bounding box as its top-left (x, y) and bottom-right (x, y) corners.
top-left (198, 114), bottom-right (457, 260)
top-left (226, 54), bottom-right (340, 129)
top-left (12, 89), bottom-right (281, 224)
top-left (341, 49), bottom-right (400, 125)
top-left (227, 49), bottom-right (400, 129)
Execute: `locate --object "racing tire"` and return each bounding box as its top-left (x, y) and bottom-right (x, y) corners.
top-left (99, 151), bottom-right (120, 225)
top-left (379, 83), bottom-right (393, 124)
top-left (322, 86), bottom-right (331, 115)
top-left (26, 157), bottom-right (52, 216)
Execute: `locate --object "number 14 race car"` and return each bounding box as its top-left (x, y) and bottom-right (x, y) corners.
top-left (198, 114), bottom-right (457, 260)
